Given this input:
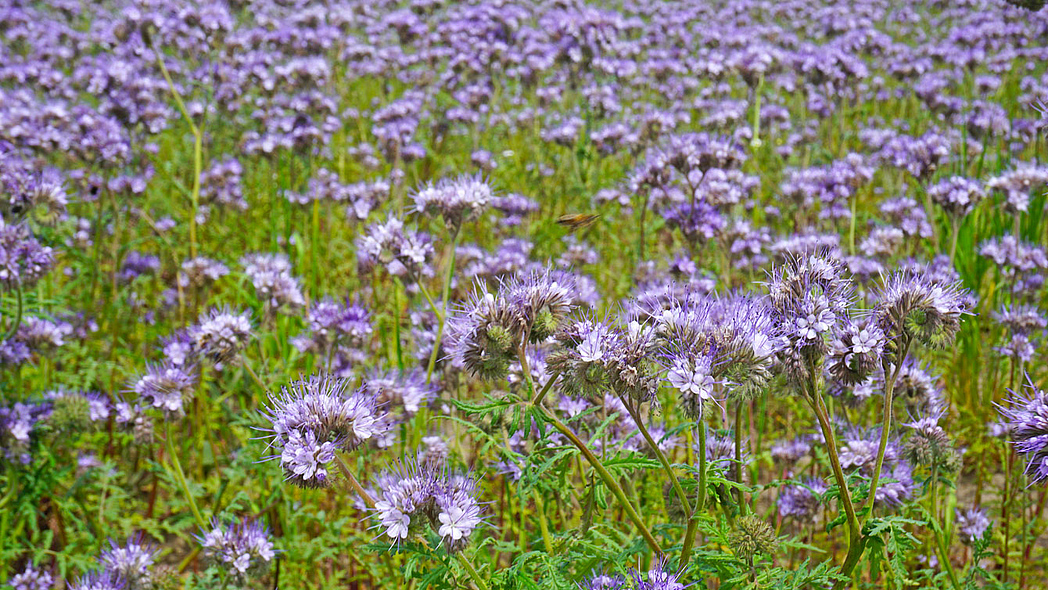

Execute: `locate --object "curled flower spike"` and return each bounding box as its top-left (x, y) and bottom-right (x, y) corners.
top-left (412, 174), bottom-right (494, 230)
top-left (371, 455), bottom-right (484, 553)
top-left (198, 518), bottom-right (276, 581)
top-left (873, 268), bottom-right (972, 351)
top-left (503, 267), bottom-right (576, 342)
top-left (262, 375), bottom-right (389, 488)
top-left (955, 507), bottom-right (991, 545)
top-left (997, 378), bottom-right (1048, 482)
top-left (445, 285), bottom-right (522, 381)
top-left (827, 321), bottom-right (884, 385)
top-left (99, 535), bottom-right (157, 590)
top-left (190, 307), bottom-right (253, 364)
top-left (766, 252), bottom-right (854, 375)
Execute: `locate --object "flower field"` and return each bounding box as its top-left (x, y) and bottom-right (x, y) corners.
top-left (2, 0), bottom-right (1048, 589)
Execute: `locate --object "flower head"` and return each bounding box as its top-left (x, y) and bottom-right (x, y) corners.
top-left (955, 507), bottom-right (991, 545)
top-left (198, 518), bottom-right (276, 580)
top-left (997, 379), bottom-right (1048, 481)
top-left (873, 269), bottom-right (971, 351)
top-left (99, 536), bottom-right (157, 590)
top-left (191, 307), bottom-right (253, 364)
top-left (262, 375), bottom-right (389, 487)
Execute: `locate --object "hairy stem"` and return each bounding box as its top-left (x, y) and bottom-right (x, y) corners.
top-left (336, 454), bottom-right (376, 508)
top-left (426, 228), bottom-right (462, 383)
top-left (164, 422), bottom-right (206, 528)
top-left (735, 401), bottom-right (745, 514)
top-left (618, 395), bottom-right (693, 523)
top-left (457, 553), bottom-right (492, 590)
top-left (3, 287), bottom-right (22, 341)
top-left (862, 342), bottom-right (909, 518)
top-left (530, 371), bottom-right (559, 406)
top-left (540, 407), bottom-right (663, 553)
top-left (808, 389), bottom-right (861, 584)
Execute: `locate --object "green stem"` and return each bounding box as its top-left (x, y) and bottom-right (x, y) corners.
top-left (808, 390), bottom-right (860, 578)
top-left (619, 395), bottom-right (693, 522)
top-left (426, 228), bottom-right (462, 383)
top-left (534, 492), bottom-right (554, 554)
top-left (927, 465), bottom-right (961, 590)
top-left (457, 553), bottom-right (492, 590)
top-left (541, 407), bottom-right (662, 554)
top-left (164, 422), bottom-right (206, 528)
top-left (861, 343), bottom-right (909, 519)
top-left (148, 31), bottom-right (202, 259)
top-left (530, 371), bottom-right (559, 406)
top-left (4, 287), bottom-right (22, 341)
top-left (335, 454), bottom-right (376, 508)
top-left (734, 401), bottom-right (745, 514)
top-left (680, 421), bottom-right (707, 565)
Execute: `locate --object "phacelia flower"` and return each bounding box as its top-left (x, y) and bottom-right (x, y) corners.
top-left (873, 269), bottom-right (971, 351)
top-left (955, 507), bottom-right (991, 545)
top-left (372, 456), bottom-right (483, 553)
top-left (198, 519), bottom-right (276, 581)
top-left (99, 536), bottom-right (158, 590)
top-left (191, 308), bottom-right (253, 363)
top-left (131, 362), bottom-right (197, 415)
top-left (997, 379), bottom-right (1048, 482)
top-left (262, 375), bottom-right (389, 488)
top-left (412, 174), bottom-right (494, 230)
top-left (5, 564), bottom-right (53, 590)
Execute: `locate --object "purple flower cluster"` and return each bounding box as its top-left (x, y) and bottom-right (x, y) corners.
top-left (412, 174), bottom-right (494, 231)
top-left (447, 267), bottom-right (576, 381)
top-left (372, 457), bottom-right (483, 553)
top-left (241, 253), bottom-right (306, 313)
top-left (582, 558), bottom-right (685, 590)
top-left (998, 380), bottom-right (1048, 482)
top-left (263, 375), bottom-right (389, 487)
top-left (356, 218), bottom-right (434, 283)
top-left (198, 519), bottom-right (276, 581)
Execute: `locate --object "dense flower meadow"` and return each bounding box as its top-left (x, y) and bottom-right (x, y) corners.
top-left (2, 0), bottom-right (1048, 588)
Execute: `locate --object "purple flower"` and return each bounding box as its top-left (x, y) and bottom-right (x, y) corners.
top-left (771, 438), bottom-right (812, 465)
top-left (630, 557), bottom-right (686, 590)
top-left (99, 536), bottom-right (157, 590)
top-left (356, 217), bottom-right (434, 283)
top-left (412, 174), bottom-right (494, 230)
top-left (262, 375), bottom-right (389, 488)
top-left (986, 163), bottom-right (1048, 214)
top-left (955, 507), bottom-right (991, 545)
top-left (69, 571), bottom-right (124, 590)
top-left (293, 298), bottom-right (372, 354)
top-left (178, 257), bottom-right (229, 289)
top-left (364, 369), bottom-right (437, 419)
top-left (131, 362), bottom-right (197, 415)
top-left (998, 379), bottom-right (1048, 482)
top-left (198, 519), bottom-right (276, 580)
top-left (241, 253), bottom-right (305, 312)
top-left (372, 456), bottom-right (483, 553)
top-left (580, 573), bottom-right (626, 590)
top-left (118, 252), bottom-right (160, 283)
top-left (927, 177), bottom-right (986, 218)
top-left (190, 307), bottom-right (253, 363)
top-left (0, 221), bottom-right (54, 291)
top-left (828, 321), bottom-right (885, 385)
top-left (873, 269), bottom-right (971, 349)
top-left (778, 478), bottom-right (827, 523)
top-left (5, 564), bottom-right (53, 590)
